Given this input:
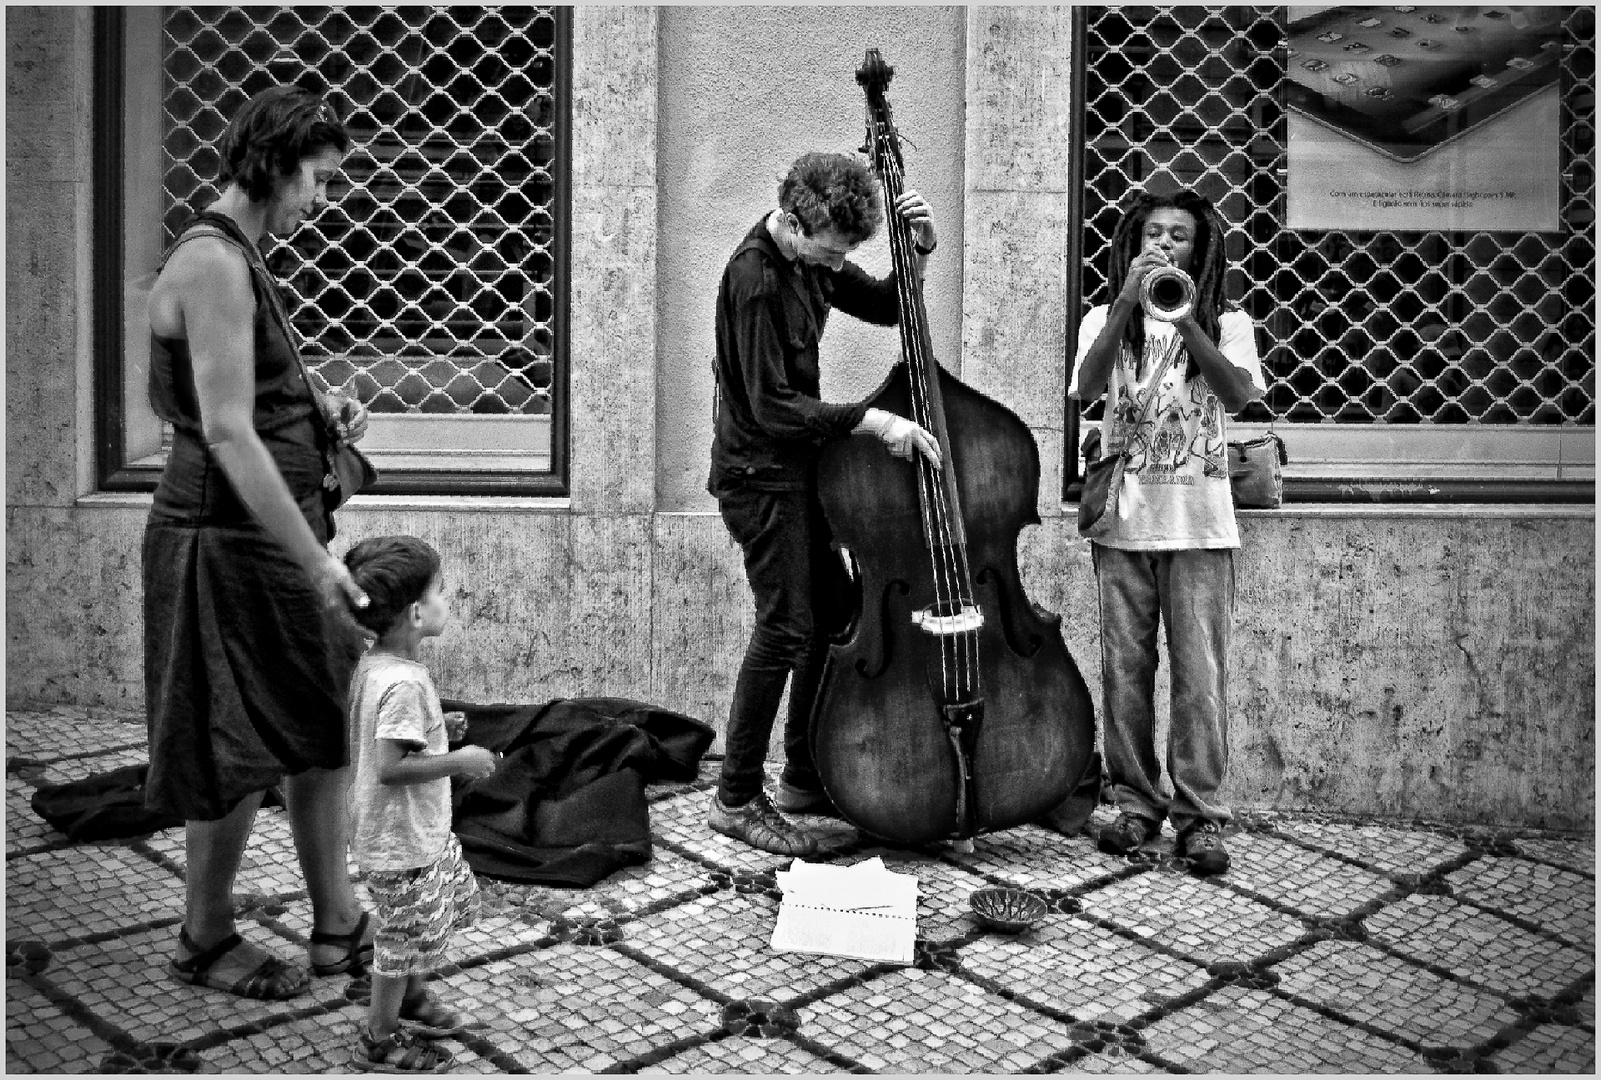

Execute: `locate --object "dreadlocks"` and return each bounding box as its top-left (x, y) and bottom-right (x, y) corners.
top-left (1104, 190), bottom-right (1231, 379)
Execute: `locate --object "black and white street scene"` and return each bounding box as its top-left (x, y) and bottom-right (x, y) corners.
top-left (6, 5), bottom-right (1594, 1075)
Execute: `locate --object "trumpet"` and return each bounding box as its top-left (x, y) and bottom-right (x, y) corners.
top-left (1139, 265), bottom-right (1195, 323)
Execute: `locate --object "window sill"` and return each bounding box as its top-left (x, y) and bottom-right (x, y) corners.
top-left (75, 492), bottom-right (573, 513)
top-left (1057, 501), bottom-right (1595, 520)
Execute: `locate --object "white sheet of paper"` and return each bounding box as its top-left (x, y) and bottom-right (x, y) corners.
top-left (769, 857), bottom-right (918, 965)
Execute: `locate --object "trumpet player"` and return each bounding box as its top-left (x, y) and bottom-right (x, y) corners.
top-left (1069, 189), bottom-right (1266, 876)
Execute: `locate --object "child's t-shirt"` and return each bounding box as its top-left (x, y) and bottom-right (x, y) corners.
top-left (347, 651), bottom-right (453, 873)
top-left (1069, 305), bottom-right (1266, 551)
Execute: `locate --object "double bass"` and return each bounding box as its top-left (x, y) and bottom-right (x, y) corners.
top-left (809, 49), bottom-right (1095, 845)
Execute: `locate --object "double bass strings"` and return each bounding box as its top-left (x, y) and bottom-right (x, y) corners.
top-left (870, 120), bottom-right (963, 695)
top-left (885, 148), bottom-right (981, 705)
top-left (869, 117), bottom-right (981, 705)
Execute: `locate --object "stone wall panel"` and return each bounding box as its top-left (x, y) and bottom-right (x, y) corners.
top-left (649, 512), bottom-right (753, 745)
top-left (6, 507), bottom-right (148, 708)
top-left (964, 6), bottom-right (1073, 193)
top-left (6, 179), bottom-right (81, 508)
top-left (568, 183), bottom-right (657, 514)
top-left (330, 509), bottom-right (655, 705)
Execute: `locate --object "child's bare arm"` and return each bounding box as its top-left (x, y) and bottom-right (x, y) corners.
top-left (375, 739), bottom-right (499, 786)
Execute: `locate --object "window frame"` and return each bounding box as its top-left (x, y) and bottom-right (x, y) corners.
top-left (93, 6), bottom-right (573, 497)
top-left (1061, 5), bottom-right (1595, 506)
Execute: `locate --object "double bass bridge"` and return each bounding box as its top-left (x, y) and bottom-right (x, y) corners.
top-left (911, 602), bottom-right (984, 636)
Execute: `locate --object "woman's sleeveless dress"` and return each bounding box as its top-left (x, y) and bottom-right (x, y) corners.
top-left (142, 211), bottom-right (363, 821)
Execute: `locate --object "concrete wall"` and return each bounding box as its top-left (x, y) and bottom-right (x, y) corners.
top-left (656, 5), bottom-right (969, 511)
top-left (6, 6), bottom-right (1594, 832)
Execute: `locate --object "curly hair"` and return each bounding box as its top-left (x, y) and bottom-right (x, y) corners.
top-left (343, 535), bottom-right (441, 637)
top-left (217, 85), bottom-right (349, 203)
top-left (778, 152), bottom-right (883, 245)
top-left (1104, 190), bottom-right (1232, 378)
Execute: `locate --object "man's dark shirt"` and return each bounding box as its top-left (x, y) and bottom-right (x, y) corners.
top-left (708, 217), bottom-right (901, 496)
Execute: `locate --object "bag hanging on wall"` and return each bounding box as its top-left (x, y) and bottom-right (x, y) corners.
top-left (1227, 430), bottom-right (1287, 509)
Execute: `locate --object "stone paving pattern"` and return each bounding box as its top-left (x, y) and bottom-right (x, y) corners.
top-left (5, 705), bottom-right (1595, 1073)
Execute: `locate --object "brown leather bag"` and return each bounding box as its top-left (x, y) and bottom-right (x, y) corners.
top-left (1228, 431), bottom-right (1287, 509)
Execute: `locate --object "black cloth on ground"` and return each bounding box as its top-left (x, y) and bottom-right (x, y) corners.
top-left (29, 764), bottom-right (283, 843)
top-left (444, 697), bottom-right (714, 887)
top-left (30, 698), bottom-right (714, 890)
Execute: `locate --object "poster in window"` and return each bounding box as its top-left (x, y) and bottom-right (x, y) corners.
top-left (1285, 5), bottom-right (1565, 232)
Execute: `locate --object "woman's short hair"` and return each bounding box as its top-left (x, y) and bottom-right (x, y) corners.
top-left (343, 535), bottom-right (441, 636)
top-left (778, 152), bottom-right (883, 245)
top-left (217, 85), bottom-right (349, 203)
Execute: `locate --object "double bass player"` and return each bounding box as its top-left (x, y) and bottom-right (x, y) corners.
top-left (707, 151), bottom-right (943, 857)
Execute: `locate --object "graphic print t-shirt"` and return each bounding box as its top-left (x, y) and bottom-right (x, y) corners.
top-left (1069, 305), bottom-right (1265, 551)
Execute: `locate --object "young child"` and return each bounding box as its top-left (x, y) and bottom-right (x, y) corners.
top-left (1069, 189), bottom-right (1266, 876)
top-left (343, 535), bottom-right (499, 1072)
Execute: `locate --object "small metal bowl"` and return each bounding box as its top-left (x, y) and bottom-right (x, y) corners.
top-left (969, 886), bottom-right (1047, 933)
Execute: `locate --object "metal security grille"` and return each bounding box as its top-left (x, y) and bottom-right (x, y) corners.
top-left (160, 6), bottom-right (567, 417)
top-left (1076, 5), bottom-right (1596, 426)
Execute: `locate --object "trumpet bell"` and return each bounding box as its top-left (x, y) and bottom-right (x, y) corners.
top-left (1140, 265), bottom-right (1194, 323)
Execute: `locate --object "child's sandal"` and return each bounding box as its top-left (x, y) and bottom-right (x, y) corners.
top-left (399, 989), bottom-right (466, 1037)
top-left (353, 1026), bottom-right (454, 1073)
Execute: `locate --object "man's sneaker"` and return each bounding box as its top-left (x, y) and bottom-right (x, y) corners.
top-left (1177, 820), bottom-right (1231, 876)
top-left (708, 791), bottom-right (822, 857)
top-left (772, 778), bottom-right (843, 819)
top-left (1097, 811), bottom-right (1160, 856)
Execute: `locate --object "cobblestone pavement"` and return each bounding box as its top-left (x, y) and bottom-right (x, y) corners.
top-left (6, 704), bottom-right (1595, 1074)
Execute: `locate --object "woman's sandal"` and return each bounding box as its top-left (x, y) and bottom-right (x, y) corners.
top-left (353, 1026), bottom-right (455, 1074)
top-left (169, 928), bottom-right (309, 1001)
top-left (310, 910), bottom-right (374, 977)
top-left (399, 989), bottom-right (467, 1037)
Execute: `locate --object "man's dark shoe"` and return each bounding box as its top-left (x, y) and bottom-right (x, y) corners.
top-left (772, 778), bottom-right (844, 819)
top-left (1177, 820), bottom-right (1231, 875)
top-left (1097, 811), bottom-right (1160, 856)
top-left (708, 790), bottom-right (823, 857)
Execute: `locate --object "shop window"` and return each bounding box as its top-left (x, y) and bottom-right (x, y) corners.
top-left (1067, 6), bottom-right (1594, 501)
top-left (96, 5), bottom-right (571, 495)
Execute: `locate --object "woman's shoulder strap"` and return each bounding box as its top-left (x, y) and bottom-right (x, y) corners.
top-left (158, 210), bottom-right (267, 267)
top-left (157, 213), bottom-right (252, 272)
top-left (157, 213), bottom-right (288, 334)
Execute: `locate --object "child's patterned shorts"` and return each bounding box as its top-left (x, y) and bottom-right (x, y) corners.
top-left (366, 833), bottom-right (480, 978)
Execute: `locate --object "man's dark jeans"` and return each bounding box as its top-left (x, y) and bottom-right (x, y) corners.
top-left (716, 485), bottom-right (855, 807)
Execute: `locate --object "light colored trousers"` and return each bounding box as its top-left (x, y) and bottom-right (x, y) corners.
top-left (1093, 545), bottom-right (1234, 833)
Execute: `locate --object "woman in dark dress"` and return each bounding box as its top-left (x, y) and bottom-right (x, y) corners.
top-left (143, 85), bottom-right (373, 999)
